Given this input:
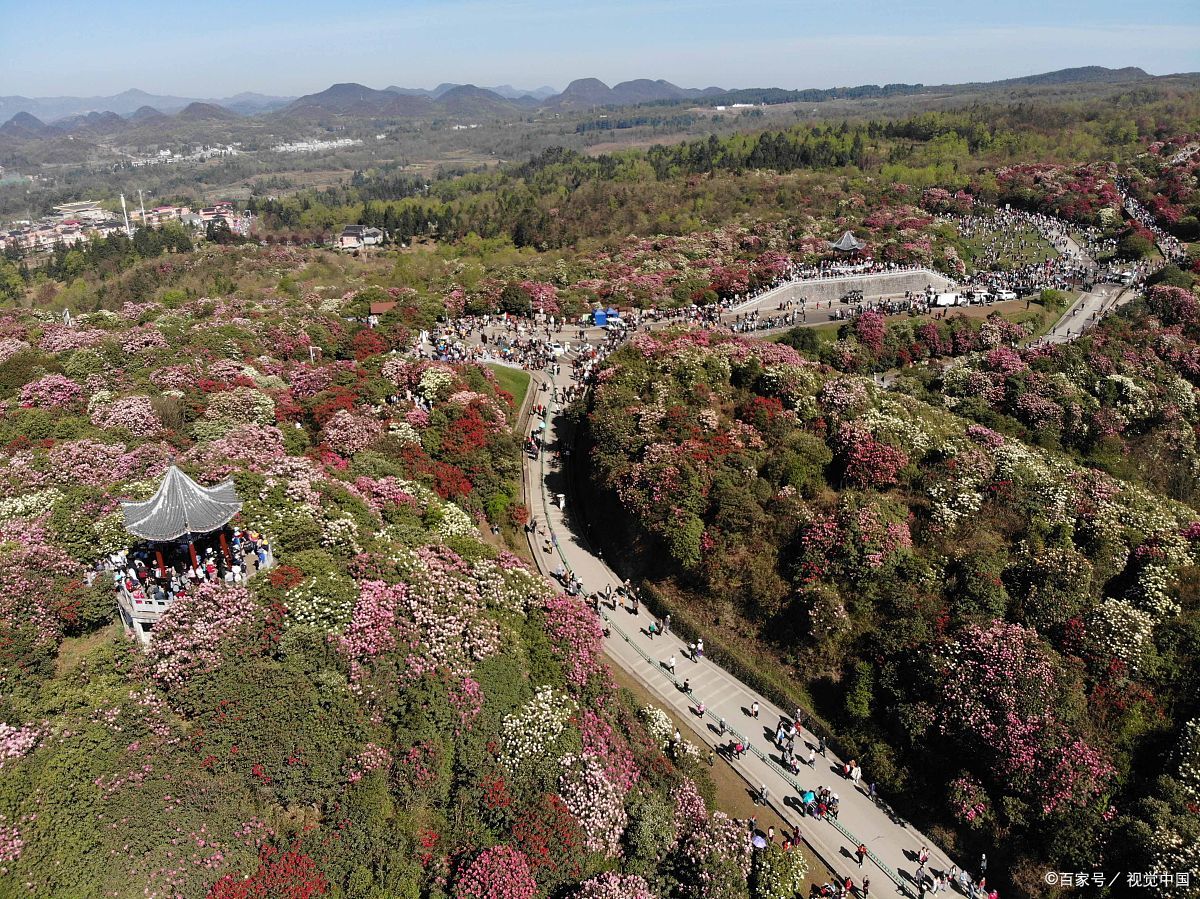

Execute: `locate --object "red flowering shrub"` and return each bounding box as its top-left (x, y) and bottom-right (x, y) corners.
top-left (834, 423), bottom-right (908, 488)
top-left (206, 847), bottom-right (327, 899)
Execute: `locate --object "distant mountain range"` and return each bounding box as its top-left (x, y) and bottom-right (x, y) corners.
top-left (0, 88), bottom-right (293, 123)
top-left (386, 83), bottom-right (557, 101)
top-left (0, 66), bottom-right (1170, 136)
top-left (0, 101), bottom-right (246, 141)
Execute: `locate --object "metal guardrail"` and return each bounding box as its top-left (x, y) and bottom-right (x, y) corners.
top-left (597, 605), bottom-right (916, 899)
top-left (530, 375), bottom-right (915, 898)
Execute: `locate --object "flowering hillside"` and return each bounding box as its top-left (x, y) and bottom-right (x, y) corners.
top-left (583, 327), bottom-right (1200, 893)
top-left (0, 278), bottom-right (782, 899)
top-left (904, 286), bottom-right (1200, 504)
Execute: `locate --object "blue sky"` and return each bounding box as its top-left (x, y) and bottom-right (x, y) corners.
top-left (1, 0), bottom-right (1197, 97)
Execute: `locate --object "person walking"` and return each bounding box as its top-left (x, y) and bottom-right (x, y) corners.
top-left (662, 614), bottom-right (671, 635)
top-left (758, 784), bottom-right (769, 806)
top-left (808, 748), bottom-right (816, 768)
top-left (856, 843), bottom-right (867, 867)
top-left (751, 701), bottom-right (760, 719)
top-left (667, 655), bottom-right (676, 676)
top-left (648, 620), bottom-right (657, 639)
top-left (862, 876), bottom-right (870, 898)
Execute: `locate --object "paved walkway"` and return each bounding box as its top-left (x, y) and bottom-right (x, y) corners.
top-left (520, 365), bottom-right (964, 899)
top-left (1039, 283), bottom-right (1129, 344)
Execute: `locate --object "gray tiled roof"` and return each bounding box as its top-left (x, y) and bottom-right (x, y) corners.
top-left (121, 465), bottom-right (241, 541)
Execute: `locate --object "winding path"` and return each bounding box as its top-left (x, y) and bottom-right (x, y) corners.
top-left (517, 363), bottom-right (961, 899)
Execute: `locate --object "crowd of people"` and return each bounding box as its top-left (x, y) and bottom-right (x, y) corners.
top-left (96, 527), bottom-right (272, 613)
top-left (953, 208), bottom-right (1103, 297)
top-left (1116, 179), bottom-right (1189, 262)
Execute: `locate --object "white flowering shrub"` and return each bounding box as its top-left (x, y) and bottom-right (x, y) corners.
top-left (1090, 598), bottom-right (1156, 671)
top-left (639, 705), bottom-right (674, 747)
top-left (388, 421), bottom-right (423, 445)
top-left (283, 570), bottom-right (357, 631)
top-left (435, 502), bottom-right (477, 540)
top-left (501, 687), bottom-right (575, 770)
top-left (418, 366), bottom-right (455, 402)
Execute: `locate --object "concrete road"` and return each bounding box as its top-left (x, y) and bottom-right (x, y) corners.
top-left (519, 364), bottom-right (964, 899)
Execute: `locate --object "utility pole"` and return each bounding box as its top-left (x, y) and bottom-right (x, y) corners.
top-left (138, 189), bottom-right (147, 227)
top-left (119, 194), bottom-right (132, 238)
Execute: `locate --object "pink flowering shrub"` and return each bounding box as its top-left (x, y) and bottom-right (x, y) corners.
top-left (146, 584), bottom-right (258, 689)
top-left (948, 774), bottom-right (991, 827)
top-left (18, 374), bottom-right (83, 409)
top-left (835, 423), bottom-right (909, 488)
top-left (520, 280), bottom-right (560, 315)
top-left (0, 722), bottom-right (43, 769)
top-left (0, 815), bottom-right (22, 864)
top-left (0, 338), bottom-right (30, 364)
top-left (543, 594), bottom-right (604, 688)
top-left (557, 755), bottom-right (628, 857)
top-left (90, 395), bottom-right (163, 437)
top-left (580, 710), bottom-right (639, 791)
top-left (320, 410), bottom-right (384, 455)
top-left (853, 311), bottom-right (886, 353)
top-left (454, 846), bottom-right (537, 899)
top-left (121, 326), bottom-right (169, 354)
top-left (574, 873), bottom-right (655, 899)
top-left (937, 621), bottom-right (1113, 815)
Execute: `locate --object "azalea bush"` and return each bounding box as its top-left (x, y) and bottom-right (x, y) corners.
top-left (454, 846), bottom-right (537, 899)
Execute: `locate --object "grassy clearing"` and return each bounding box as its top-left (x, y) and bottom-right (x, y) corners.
top-left (489, 364), bottom-right (531, 411)
top-left (956, 226), bottom-right (1059, 270)
top-left (55, 622), bottom-right (120, 677)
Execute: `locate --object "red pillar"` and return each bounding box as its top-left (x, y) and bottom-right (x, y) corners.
top-left (188, 541), bottom-right (198, 569)
top-left (155, 549), bottom-right (166, 579)
top-left (218, 532), bottom-right (233, 565)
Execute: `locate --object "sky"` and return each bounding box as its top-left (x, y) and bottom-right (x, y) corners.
top-left (1, 0), bottom-right (1198, 98)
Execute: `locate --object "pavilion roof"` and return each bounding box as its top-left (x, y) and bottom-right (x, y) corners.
top-left (121, 465), bottom-right (242, 542)
top-left (829, 231), bottom-right (866, 252)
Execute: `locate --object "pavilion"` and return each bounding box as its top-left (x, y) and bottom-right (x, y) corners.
top-left (828, 231), bottom-right (867, 253)
top-left (121, 465), bottom-right (243, 574)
